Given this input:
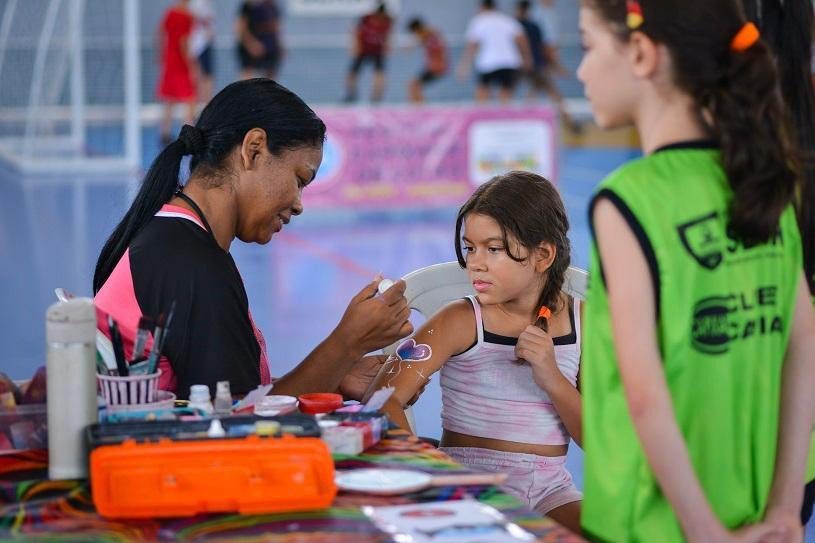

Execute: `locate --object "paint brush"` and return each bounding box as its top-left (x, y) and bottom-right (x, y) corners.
top-left (130, 316), bottom-right (153, 363)
top-left (146, 301), bottom-right (176, 375)
top-left (107, 315), bottom-right (129, 377)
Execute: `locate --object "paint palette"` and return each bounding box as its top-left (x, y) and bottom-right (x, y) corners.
top-left (335, 468), bottom-right (507, 496)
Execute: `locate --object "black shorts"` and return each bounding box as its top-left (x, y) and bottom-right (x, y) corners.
top-left (477, 68), bottom-right (518, 90)
top-left (238, 43), bottom-right (281, 72)
top-left (349, 53), bottom-right (385, 74)
top-left (802, 478), bottom-right (815, 525)
top-left (418, 69), bottom-right (443, 84)
top-left (198, 46), bottom-right (214, 76)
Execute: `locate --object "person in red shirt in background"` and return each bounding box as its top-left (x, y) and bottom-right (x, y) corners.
top-left (157, 0), bottom-right (197, 146)
top-left (343, 3), bottom-right (393, 103)
top-left (406, 17), bottom-right (448, 103)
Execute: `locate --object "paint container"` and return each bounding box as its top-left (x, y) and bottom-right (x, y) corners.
top-left (187, 385), bottom-right (214, 415)
top-left (254, 395), bottom-right (298, 417)
top-left (321, 425), bottom-right (364, 455)
top-left (298, 393), bottom-right (343, 415)
top-left (213, 381), bottom-right (233, 415)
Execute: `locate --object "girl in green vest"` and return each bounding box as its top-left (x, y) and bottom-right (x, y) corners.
top-left (577, 0), bottom-right (815, 541)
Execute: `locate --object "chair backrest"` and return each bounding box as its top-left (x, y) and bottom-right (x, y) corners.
top-left (384, 261), bottom-right (588, 355)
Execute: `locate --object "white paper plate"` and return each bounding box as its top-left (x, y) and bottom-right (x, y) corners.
top-left (335, 468), bottom-right (433, 495)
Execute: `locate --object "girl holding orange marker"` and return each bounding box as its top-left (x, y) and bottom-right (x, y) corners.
top-left (365, 171), bottom-right (583, 532)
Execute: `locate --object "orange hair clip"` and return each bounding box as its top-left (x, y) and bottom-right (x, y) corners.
top-left (537, 306), bottom-right (552, 320)
top-left (626, 0), bottom-right (644, 30)
top-left (731, 22), bottom-right (760, 52)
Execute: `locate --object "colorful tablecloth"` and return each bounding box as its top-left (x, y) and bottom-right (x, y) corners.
top-left (0, 431), bottom-right (582, 542)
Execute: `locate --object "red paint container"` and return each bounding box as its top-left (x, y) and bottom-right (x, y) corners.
top-left (297, 393), bottom-right (343, 415)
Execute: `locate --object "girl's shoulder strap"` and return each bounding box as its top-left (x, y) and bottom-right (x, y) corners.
top-left (465, 295), bottom-right (485, 346)
top-left (573, 296), bottom-right (582, 348)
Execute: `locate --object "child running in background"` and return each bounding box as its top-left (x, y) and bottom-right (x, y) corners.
top-left (157, 0), bottom-right (197, 146)
top-left (578, 1), bottom-right (815, 541)
top-left (406, 17), bottom-right (448, 103)
top-left (365, 172), bottom-right (582, 532)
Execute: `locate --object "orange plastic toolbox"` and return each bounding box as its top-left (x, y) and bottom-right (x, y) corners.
top-left (90, 434), bottom-right (336, 518)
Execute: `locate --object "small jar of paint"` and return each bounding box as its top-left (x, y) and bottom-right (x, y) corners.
top-left (297, 393), bottom-right (343, 415)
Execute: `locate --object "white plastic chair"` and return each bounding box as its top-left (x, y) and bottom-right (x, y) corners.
top-left (383, 261), bottom-right (588, 432)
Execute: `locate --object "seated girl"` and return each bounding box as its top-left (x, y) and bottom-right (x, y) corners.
top-left (365, 171), bottom-right (582, 532)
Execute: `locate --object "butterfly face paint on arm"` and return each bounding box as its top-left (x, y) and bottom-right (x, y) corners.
top-left (384, 337), bottom-right (434, 386)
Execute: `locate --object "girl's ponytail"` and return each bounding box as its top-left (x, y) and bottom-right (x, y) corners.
top-left (700, 41), bottom-right (797, 245)
top-left (92, 139), bottom-right (187, 293)
top-left (747, 0), bottom-right (815, 293)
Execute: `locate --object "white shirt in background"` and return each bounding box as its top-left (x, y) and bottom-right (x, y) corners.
top-left (465, 10), bottom-right (524, 73)
top-left (189, 0), bottom-right (216, 58)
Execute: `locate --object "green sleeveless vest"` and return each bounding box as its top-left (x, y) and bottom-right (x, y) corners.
top-left (582, 147), bottom-right (802, 542)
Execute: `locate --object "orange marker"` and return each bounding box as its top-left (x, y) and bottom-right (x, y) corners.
top-left (535, 306), bottom-right (552, 333)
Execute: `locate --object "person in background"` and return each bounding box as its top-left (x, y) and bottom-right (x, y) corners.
top-left (94, 79), bottom-right (413, 402)
top-left (365, 172), bottom-right (582, 532)
top-left (740, 0), bottom-right (815, 529)
top-left (157, 0), bottom-right (197, 147)
top-left (236, 0), bottom-right (284, 80)
top-left (578, 0), bottom-right (815, 541)
top-left (537, 0), bottom-right (568, 76)
top-left (406, 17), bottom-right (448, 103)
top-left (458, 0), bottom-right (532, 103)
top-left (343, 2), bottom-right (393, 103)
top-left (189, 0), bottom-right (216, 103)
top-left (515, 0), bottom-right (577, 131)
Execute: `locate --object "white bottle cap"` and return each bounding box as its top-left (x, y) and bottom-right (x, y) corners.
top-left (189, 384), bottom-right (210, 402)
top-left (46, 298), bottom-right (96, 344)
top-left (216, 381), bottom-right (231, 396)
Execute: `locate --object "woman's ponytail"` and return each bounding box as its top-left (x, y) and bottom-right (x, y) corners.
top-left (92, 139), bottom-right (187, 293)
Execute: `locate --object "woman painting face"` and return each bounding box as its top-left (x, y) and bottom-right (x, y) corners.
top-left (236, 141), bottom-right (323, 245)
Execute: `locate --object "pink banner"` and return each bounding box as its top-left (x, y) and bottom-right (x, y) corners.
top-left (304, 104), bottom-right (558, 209)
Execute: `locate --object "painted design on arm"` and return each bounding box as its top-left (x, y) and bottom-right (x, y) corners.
top-left (384, 338), bottom-right (433, 385)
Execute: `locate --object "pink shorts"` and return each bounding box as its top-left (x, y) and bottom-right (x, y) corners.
top-left (439, 446), bottom-right (582, 515)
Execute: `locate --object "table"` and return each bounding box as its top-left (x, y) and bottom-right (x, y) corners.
top-left (0, 430), bottom-right (583, 542)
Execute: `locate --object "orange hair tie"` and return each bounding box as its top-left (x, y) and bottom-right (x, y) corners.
top-left (731, 22), bottom-right (760, 52)
top-left (537, 306), bottom-right (552, 320)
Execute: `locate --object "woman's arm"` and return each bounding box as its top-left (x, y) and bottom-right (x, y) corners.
top-left (272, 278), bottom-right (412, 397)
top-left (363, 299), bottom-right (477, 433)
top-left (764, 273), bottom-right (815, 539)
top-left (594, 198), bottom-right (782, 543)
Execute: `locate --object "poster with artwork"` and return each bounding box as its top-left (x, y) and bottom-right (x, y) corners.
top-left (306, 105), bottom-right (557, 210)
